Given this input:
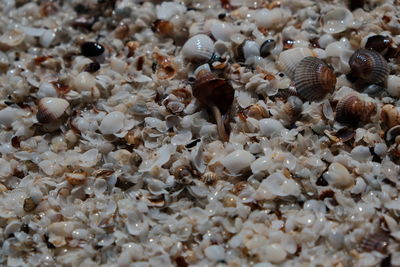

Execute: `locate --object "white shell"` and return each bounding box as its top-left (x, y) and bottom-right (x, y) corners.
top-left (259, 118), bottom-right (284, 137)
top-left (322, 8), bottom-right (354, 34)
top-left (73, 72), bottom-right (96, 92)
top-left (255, 8), bottom-right (291, 30)
top-left (182, 34), bottom-right (216, 64)
top-left (325, 38), bottom-right (353, 73)
top-left (386, 75), bottom-right (400, 97)
top-left (265, 243), bottom-right (287, 264)
top-left (156, 2), bottom-right (185, 20)
top-left (210, 21), bottom-right (235, 42)
top-left (323, 163), bottom-right (354, 188)
top-left (350, 146), bottom-right (371, 162)
top-left (204, 245), bottom-right (225, 261)
top-left (99, 111), bottom-right (125, 135)
top-left (220, 150), bottom-right (255, 174)
top-left (277, 47), bottom-right (316, 78)
top-left (38, 97), bottom-right (69, 122)
top-left (242, 40), bottom-right (260, 60)
top-left (258, 172), bottom-right (300, 197)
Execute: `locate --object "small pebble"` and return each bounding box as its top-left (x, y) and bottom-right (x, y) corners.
top-left (81, 42), bottom-right (105, 57)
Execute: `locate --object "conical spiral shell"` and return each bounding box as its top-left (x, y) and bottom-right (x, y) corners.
top-left (348, 48), bottom-right (389, 83)
top-left (294, 57), bottom-right (336, 101)
top-left (335, 94), bottom-right (375, 124)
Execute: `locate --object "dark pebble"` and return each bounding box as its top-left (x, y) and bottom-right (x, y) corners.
top-left (81, 42), bottom-right (105, 57)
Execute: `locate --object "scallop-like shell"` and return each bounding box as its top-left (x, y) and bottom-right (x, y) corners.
top-left (360, 232), bottom-right (389, 254)
top-left (193, 70), bottom-right (234, 114)
top-left (294, 57), bottom-right (336, 101)
top-left (37, 97), bottom-right (69, 123)
top-left (335, 94), bottom-right (375, 124)
top-left (348, 48), bottom-right (389, 84)
top-left (322, 8), bottom-right (354, 34)
top-left (277, 48), bottom-right (317, 78)
top-left (182, 34), bottom-right (218, 64)
top-left (65, 170), bottom-right (87, 185)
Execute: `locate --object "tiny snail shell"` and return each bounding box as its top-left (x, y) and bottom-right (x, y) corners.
top-left (381, 104), bottom-right (400, 128)
top-left (348, 48), bottom-right (389, 84)
top-left (260, 39), bottom-right (275, 57)
top-left (294, 57), bottom-right (336, 101)
top-left (37, 97), bottom-right (69, 124)
top-left (334, 94), bottom-right (375, 124)
top-left (386, 125), bottom-right (400, 141)
top-left (65, 169), bottom-right (87, 185)
top-left (364, 35), bottom-right (392, 53)
top-left (182, 34), bottom-right (219, 64)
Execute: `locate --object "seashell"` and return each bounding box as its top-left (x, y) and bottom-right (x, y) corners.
top-left (99, 111), bottom-right (125, 135)
top-left (348, 48), bottom-right (389, 84)
top-left (362, 84), bottom-right (385, 96)
top-left (204, 245), bottom-right (225, 262)
top-left (193, 70), bottom-right (234, 141)
top-left (281, 96), bottom-right (303, 125)
top-left (242, 103), bottom-right (268, 120)
top-left (210, 21), bottom-right (235, 42)
top-left (322, 8), bottom-right (354, 34)
top-left (0, 29), bottom-right (25, 49)
top-left (294, 57), bottom-right (336, 101)
top-left (152, 20), bottom-right (174, 37)
top-left (255, 8), bottom-right (291, 30)
top-left (202, 171), bottom-right (218, 185)
top-left (80, 42), bottom-right (105, 57)
top-left (37, 97), bottom-right (69, 123)
top-left (23, 197), bottom-right (37, 212)
top-left (182, 34), bottom-right (219, 64)
top-left (386, 125), bottom-right (400, 141)
top-left (277, 47), bottom-right (316, 78)
top-left (323, 162), bottom-right (354, 189)
top-left (265, 243), bottom-right (287, 264)
top-left (65, 169), bottom-right (87, 185)
top-left (334, 94), bottom-right (375, 124)
top-left (259, 118), bottom-right (284, 137)
top-left (260, 39), bottom-right (275, 57)
top-left (156, 2), bottom-right (186, 20)
top-left (386, 75), bottom-right (400, 97)
top-left (174, 166), bottom-right (193, 185)
top-left (73, 72), bottom-right (96, 92)
top-left (220, 150), bottom-right (255, 174)
top-left (360, 232), bottom-right (389, 254)
top-left (364, 35), bottom-right (392, 53)
top-left (325, 38), bottom-right (353, 74)
top-left (381, 104), bottom-right (400, 129)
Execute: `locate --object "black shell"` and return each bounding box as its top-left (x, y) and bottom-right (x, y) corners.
top-left (294, 57), bottom-right (336, 101)
top-left (348, 48), bottom-right (389, 84)
top-left (365, 35), bottom-right (392, 53)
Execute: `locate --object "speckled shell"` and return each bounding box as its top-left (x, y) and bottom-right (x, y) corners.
top-left (193, 70), bottom-right (234, 114)
top-left (335, 94), bottom-right (375, 124)
top-left (348, 48), bottom-right (389, 83)
top-left (294, 57), bottom-right (336, 101)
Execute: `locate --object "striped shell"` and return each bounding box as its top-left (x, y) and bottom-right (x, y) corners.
top-left (182, 34), bottom-right (218, 64)
top-left (277, 47), bottom-right (316, 78)
top-left (37, 97), bottom-right (69, 124)
top-left (335, 94), bottom-right (375, 124)
top-left (348, 48), bottom-right (389, 83)
top-left (294, 57), bottom-right (336, 101)
top-left (281, 96), bottom-right (303, 124)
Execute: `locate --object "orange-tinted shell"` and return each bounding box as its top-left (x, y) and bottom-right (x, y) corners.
top-left (193, 70), bottom-right (234, 114)
top-left (335, 94), bottom-right (375, 124)
top-left (349, 48), bottom-right (389, 83)
top-left (294, 57), bottom-right (336, 101)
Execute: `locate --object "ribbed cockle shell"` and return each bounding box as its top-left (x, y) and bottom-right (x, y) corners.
top-left (348, 48), bottom-right (389, 84)
top-left (37, 97), bottom-right (69, 123)
top-left (335, 94), bottom-right (375, 124)
top-left (182, 34), bottom-right (219, 64)
top-left (294, 57), bottom-right (336, 101)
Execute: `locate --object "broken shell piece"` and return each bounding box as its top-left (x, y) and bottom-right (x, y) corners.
top-left (220, 150), bottom-right (255, 174)
top-left (99, 111), bottom-right (125, 135)
top-left (381, 104), bottom-right (400, 128)
top-left (259, 118), bottom-right (284, 137)
top-left (323, 162), bottom-right (354, 189)
top-left (386, 75), bottom-right (400, 97)
top-left (65, 169), bottom-right (87, 185)
top-left (0, 29), bottom-right (25, 49)
top-left (322, 8), bottom-right (354, 34)
top-left (37, 97), bottom-right (69, 123)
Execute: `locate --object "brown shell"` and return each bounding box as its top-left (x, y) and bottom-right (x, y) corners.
top-left (193, 70), bottom-right (234, 114)
top-left (335, 94), bottom-right (375, 124)
top-left (282, 96), bottom-right (303, 122)
top-left (349, 48), bottom-right (389, 83)
top-left (294, 57), bottom-right (336, 101)
top-left (360, 232), bottom-right (389, 254)
top-left (365, 35), bottom-right (392, 53)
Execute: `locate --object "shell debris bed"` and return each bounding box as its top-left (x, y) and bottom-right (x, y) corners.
top-left (1, 0), bottom-right (400, 266)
